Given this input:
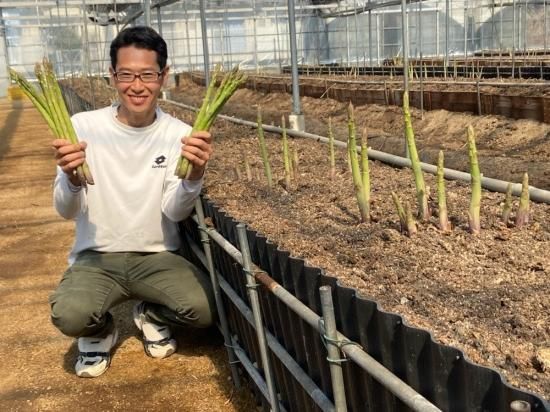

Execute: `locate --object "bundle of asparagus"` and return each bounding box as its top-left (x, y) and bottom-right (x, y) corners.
top-left (175, 65), bottom-right (247, 179)
top-left (9, 59), bottom-right (94, 185)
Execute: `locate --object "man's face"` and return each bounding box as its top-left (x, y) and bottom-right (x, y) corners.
top-left (110, 46), bottom-right (167, 121)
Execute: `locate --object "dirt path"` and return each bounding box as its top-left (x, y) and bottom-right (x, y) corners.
top-left (0, 99), bottom-right (255, 411)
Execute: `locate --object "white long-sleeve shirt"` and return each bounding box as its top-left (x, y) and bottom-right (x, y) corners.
top-left (53, 104), bottom-right (202, 264)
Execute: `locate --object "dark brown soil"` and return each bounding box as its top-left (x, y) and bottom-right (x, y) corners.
top-left (69, 77), bottom-right (550, 400)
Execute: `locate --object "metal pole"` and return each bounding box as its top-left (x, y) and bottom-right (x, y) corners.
top-left (419, 0), bottom-right (423, 117)
top-left (464, 0), bottom-right (468, 69)
top-left (81, 0), bottom-right (96, 109)
top-left (436, 0), bottom-right (440, 58)
top-left (512, 0), bottom-right (516, 78)
top-left (236, 224), bottom-right (280, 412)
top-left (199, 0), bottom-right (210, 87)
top-left (274, 0), bottom-right (282, 72)
top-left (64, 0), bottom-right (75, 79)
top-left (401, 0), bottom-right (409, 92)
top-left (287, 0), bottom-right (305, 131)
top-left (353, 0), bottom-right (359, 68)
top-left (376, 12), bottom-right (380, 67)
top-left (194, 199), bottom-right (241, 389)
top-left (252, 0), bottom-right (259, 74)
top-left (319, 286), bottom-right (348, 412)
top-left (113, 0), bottom-right (120, 34)
top-left (183, 1), bottom-right (192, 72)
top-left (223, 0), bottom-right (232, 68)
top-left (545, 0), bottom-right (548, 54)
top-left (156, 5), bottom-right (162, 37)
top-left (368, 0), bottom-right (373, 66)
top-left (445, 0), bottom-right (449, 78)
top-left (345, 15), bottom-right (350, 65)
top-left (187, 235), bottom-right (335, 412)
top-left (0, 8), bottom-right (10, 88)
top-left (144, 0), bottom-right (151, 27)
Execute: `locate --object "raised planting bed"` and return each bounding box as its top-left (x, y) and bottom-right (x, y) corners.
top-left (65, 79), bottom-right (550, 403)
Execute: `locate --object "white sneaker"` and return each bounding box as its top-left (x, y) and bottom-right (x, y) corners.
top-left (133, 302), bottom-right (177, 359)
top-left (75, 327), bottom-right (119, 378)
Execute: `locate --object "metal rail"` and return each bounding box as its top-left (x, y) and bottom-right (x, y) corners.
top-left (188, 214), bottom-right (441, 412)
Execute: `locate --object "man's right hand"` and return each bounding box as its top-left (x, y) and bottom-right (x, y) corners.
top-left (52, 139), bottom-right (87, 187)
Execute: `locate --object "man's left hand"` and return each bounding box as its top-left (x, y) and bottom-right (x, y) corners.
top-left (181, 131), bottom-right (213, 180)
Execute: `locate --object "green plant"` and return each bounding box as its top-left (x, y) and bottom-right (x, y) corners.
top-left (257, 107), bottom-right (273, 188)
top-left (467, 126), bottom-right (481, 234)
top-left (10, 59), bottom-right (94, 185)
top-left (175, 65), bottom-right (246, 179)
top-left (403, 91), bottom-right (429, 220)
top-left (515, 173), bottom-right (530, 228)
top-left (347, 103), bottom-right (370, 222)
top-left (437, 150), bottom-right (451, 232)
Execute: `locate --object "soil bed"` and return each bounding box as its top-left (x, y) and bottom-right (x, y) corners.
top-left (70, 78), bottom-right (550, 400)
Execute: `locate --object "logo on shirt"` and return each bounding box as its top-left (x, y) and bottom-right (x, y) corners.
top-left (152, 155), bottom-right (167, 169)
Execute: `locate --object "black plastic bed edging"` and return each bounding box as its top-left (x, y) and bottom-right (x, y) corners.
top-left (62, 83), bottom-right (549, 412)
top-left (179, 196), bottom-right (549, 412)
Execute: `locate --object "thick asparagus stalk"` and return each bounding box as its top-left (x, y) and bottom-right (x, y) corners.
top-left (257, 107), bottom-right (273, 189)
top-left (10, 60), bottom-right (94, 185)
top-left (437, 150), bottom-right (451, 232)
top-left (360, 127), bottom-right (371, 214)
top-left (515, 173), bottom-right (530, 228)
top-left (328, 117), bottom-right (336, 179)
top-left (243, 151), bottom-right (252, 182)
top-left (347, 103), bottom-right (369, 222)
top-left (176, 65), bottom-right (246, 178)
top-left (403, 91), bottom-right (429, 221)
top-left (392, 192), bottom-right (416, 236)
top-left (292, 146), bottom-right (299, 181)
top-left (404, 202), bottom-right (418, 236)
top-left (281, 116), bottom-right (292, 188)
top-left (501, 183), bottom-right (513, 225)
top-left (467, 125), bottom-right (481, 234)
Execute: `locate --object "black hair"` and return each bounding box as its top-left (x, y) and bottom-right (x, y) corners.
top-left (110, 26), bottom-right (167, 70)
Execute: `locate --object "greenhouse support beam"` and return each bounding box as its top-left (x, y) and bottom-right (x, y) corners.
top-left (401, 0), bottom-right (409, 93)
top-left (199, 0), bottom-right (210, 87)
top-left (144, 0), bottom-right (151, 27)
top-left (286, 0), bottom-right (305, 132)
top-left (164, 99), bottom-right (550, 205)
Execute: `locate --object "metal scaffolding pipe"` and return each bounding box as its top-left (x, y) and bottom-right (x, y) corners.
top-left (189, 220), bottom-right (441, 412)
top-left (194, 199), bottom-right (241, 388)
top-left (164, 98), bottom-right (550, 204)
top-left (237, 224), bottom-right (280, 412)
top-left (319, 286), bottom-right (348, 412)
top-left (187, 235), bottom-right (336, 412)
top-left (287, 0), bottom-right (302, 116)
top-left (199, 0), bottom-right (210, 87)
top-left (144, 0), bottom-right (151, 26)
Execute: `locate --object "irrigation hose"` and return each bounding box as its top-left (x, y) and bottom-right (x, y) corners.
top-left (163, 98), bottom-right (550, 204)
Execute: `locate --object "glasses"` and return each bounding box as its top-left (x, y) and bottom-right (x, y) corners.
top-left (113, 71), bottom-right (163, 83)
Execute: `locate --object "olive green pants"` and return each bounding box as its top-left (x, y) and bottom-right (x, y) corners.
top-left (49, 250), bottom-right (215, 338)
